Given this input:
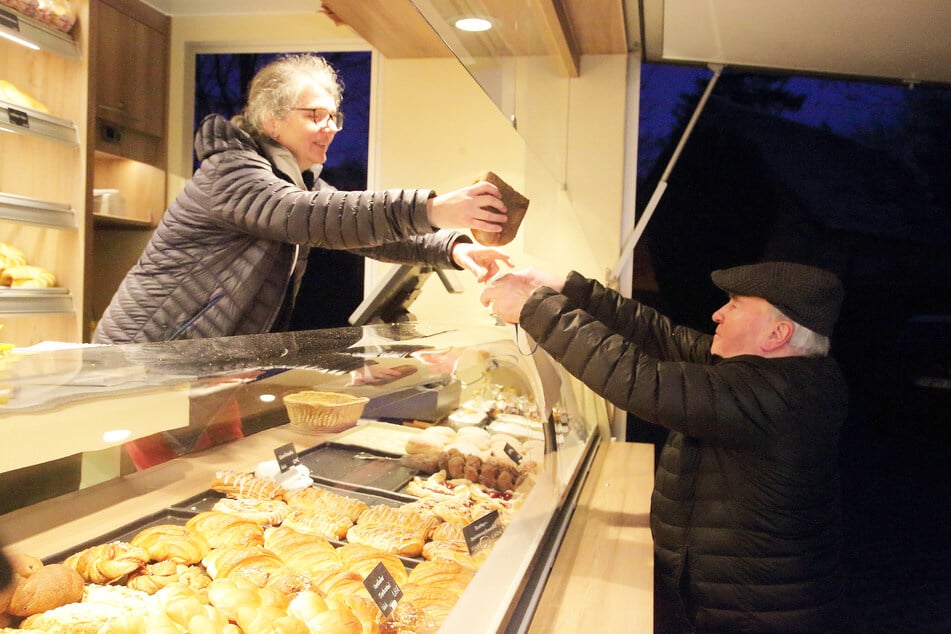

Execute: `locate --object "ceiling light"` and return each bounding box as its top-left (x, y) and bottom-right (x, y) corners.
top-left (259, 393), bottom-right (276, 403)
top-left (102, 429), bottom-right (132, 443)
top-left (454, 17), bottom-right (493, 32)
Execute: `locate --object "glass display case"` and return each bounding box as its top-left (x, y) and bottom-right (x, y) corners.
top-left (0, 323), bottom-right (603, 631)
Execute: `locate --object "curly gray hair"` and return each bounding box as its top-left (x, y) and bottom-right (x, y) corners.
top-left (234, 54), bottom-right (342, 138)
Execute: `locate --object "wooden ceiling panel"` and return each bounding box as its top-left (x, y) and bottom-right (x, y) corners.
top-left (321, 0), bottom-right (453, 58)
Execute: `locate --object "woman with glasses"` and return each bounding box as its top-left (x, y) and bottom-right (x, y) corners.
top-left (93, 54), bottom-right (512, 344)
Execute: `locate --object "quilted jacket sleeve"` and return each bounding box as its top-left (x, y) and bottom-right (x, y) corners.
top-left (196, 145), bottom-right (435, 249)
top-left (347, 231), bottom-right (468, 269)
top-left (519, 272), bottom-right (807, 449)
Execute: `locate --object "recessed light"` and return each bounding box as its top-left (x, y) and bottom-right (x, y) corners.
top-left (454, 17), bottom-right (493, 32)
top-left (259, 393), bottom-right (277, 402)
top-left (102, 429), bottom-right (132, 443)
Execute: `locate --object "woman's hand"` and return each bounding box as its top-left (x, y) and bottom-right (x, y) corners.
top-left (451, 242), bottom-right (514, 282)
top-left (428, 181), bottom-right (508, 232)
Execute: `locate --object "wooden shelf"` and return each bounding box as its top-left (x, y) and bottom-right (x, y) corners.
top-left (0, 99), bottom-right (79, 145)
top-left (93, 213), bottom-right (153, 230)
top-left (0, 6), bottom-right (80, 59)
top-left (0, 192), bottom-right (77, 229)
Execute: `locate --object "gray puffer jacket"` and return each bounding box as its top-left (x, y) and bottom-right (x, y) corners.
top-left (93, 114), bottom-right (466, 344)
top-left (520, 272), bottom-right (847, 633)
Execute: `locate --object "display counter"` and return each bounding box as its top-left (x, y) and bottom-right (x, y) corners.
top-left (0, 323), bottom-right (653, 631)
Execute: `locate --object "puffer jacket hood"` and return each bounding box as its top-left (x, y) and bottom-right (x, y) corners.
top-left (93, 114), bottom-right (465, 344)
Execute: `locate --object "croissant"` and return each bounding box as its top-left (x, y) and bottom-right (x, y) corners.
top-left (281, 508), bottom-right (353, 541)
top-left (313, 569), bottom-right (366, 602)
top-left (211, 470), bottom-right (285, 500)
top-left (398, 583), bottom-right (459, 626)
top-left (64, 541), bottom-right (149, 584)
top-left (235, 604), bottom-right (310, 634)
top-left (406, 560), bottom-right (474, 597)
top-left (154, 583), bottom-right (238, 634)
top-left (186, 511), bottom-right (265, 548)
top-left (284, 487), bottom-right (368, 522)
top-left (215, 551), bottom-right (285, 588)
top-left (263, 526), bottom-right (338, 560)
top-left (130, 524), bottom-right (211, 565)
top-left (201, 545), bottom-right (267, 579)
top-left (421, 539), bottom-right (486, 571)
top-left (206, 577), bottom-right (288, 622)
top-left (345, 524), bottom-right (426, 558)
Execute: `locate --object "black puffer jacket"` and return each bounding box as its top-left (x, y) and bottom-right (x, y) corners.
top-left (521, 272), bottom-right (847, 633)
top-left (93, 114), bottom-right (466, 344)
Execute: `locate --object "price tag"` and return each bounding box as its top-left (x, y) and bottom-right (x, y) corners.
top-left (273, 443), bottom-right (300, 473)
top-left (0, 8), bottom-right (19, 31)
top-left (503, 442), bottom-right (523, 465)
top-left (7, 107), bottom-right (29, 129)
top-left (463, 509), bottom-right (503, 554)
top-left (363, 561), bottom-right (403, 617)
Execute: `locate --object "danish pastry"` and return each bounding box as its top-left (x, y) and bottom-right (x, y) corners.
top-left (212, 497), bottom-right (289, 525)
top-left (130, 524), bottom-right (211, 565)
top-left (210, 470), bottom-right (285, 500)
top-left (345, 523), bottom-right (426, 558)
top-left (281, 507), bottom-right (353, 541)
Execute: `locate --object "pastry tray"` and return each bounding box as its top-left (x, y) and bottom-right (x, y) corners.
top-left (297, 443), bottom-right (420, 494)
top-left (44, 482), bottom-right (424, 568)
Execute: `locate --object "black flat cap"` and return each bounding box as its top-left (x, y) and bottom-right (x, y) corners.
top-left (711, 261), bottom-right (844, 336)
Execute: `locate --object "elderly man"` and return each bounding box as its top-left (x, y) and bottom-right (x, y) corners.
top-left (480, 261), bottom-right (847, 633)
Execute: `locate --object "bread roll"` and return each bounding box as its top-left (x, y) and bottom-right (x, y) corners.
top-left (471, 171), bottom-right (530, 246)
top-left (6, 563), bottom-right (84, 616)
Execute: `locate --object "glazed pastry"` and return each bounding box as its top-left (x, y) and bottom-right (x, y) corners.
top-left (185, 511), bottom-right (265, 548)
top-left (355, 504), bottom-right (439, 539)
top-left (210, 470), bottom-right (285, 500)
top-left (281, 507), bottom-right (353, 541)
top-left (430, 521), bottom-right (466, 543)
top-left (130, 524), bottom-right (211, 565)
top-left (284, 486), bottom-right (368, 522)
top-left (64, 541), bottom-right (149, 584)
top-left (212, 497), bottom-right (289, 525)
top-left (336, 541), bottom-right (408, 586)
top-left (345, 524), bottom-right (426, 558)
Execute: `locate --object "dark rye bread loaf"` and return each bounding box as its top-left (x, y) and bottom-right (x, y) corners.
top-left (472, 171), bottom-right (530, 246)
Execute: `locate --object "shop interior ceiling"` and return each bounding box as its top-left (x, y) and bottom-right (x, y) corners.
top-left (146, 0), bottom-right (951, 85)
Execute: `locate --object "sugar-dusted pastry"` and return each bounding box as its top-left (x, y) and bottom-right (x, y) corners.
top-left (210, 470), bottom-right (285, 500)
top-left (130, 524), bottom-right (211, 565)
top-left (430, 521), bottom-right (466, 543)
top-left (185, 511), bottom-right (265, 549)
top-left (212, 497), bottom-right (289, 525)
top-left (356, 504), bottom-right (440, 539)
top-left (64, 541), bottom-right (149, 584)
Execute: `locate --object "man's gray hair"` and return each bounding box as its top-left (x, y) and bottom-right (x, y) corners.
top-left (234, 54), bottom-right (342, 138)
top-left (775, 306), bottom-right (831, 357)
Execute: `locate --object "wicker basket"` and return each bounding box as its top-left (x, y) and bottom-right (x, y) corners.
top-left (283, 391), bottom-right (369, 434)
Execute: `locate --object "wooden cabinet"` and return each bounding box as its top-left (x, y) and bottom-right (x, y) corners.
top-left (85, 0), bottom-right (169, 340)
top-left (0, 2), bottom-right (87, 346)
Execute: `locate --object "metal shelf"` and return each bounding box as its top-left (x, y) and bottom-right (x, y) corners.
top-left (0, 288), bottom-right (74, 315)
top-left (0, 99), bottom-right (79, 145)
top-left (0, 192), bottom-right (77, 229)
top-left (0, 6), bottom-right (79, 59)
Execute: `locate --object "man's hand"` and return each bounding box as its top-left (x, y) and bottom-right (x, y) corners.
top-left (480, 267), bottom-right (565, 323)
top-left (427, 181), bottom-right (507, 232)
top-left (451, 243), bottom-right (514, 282)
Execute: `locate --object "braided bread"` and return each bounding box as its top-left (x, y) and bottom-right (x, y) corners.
top-left (64, 541), bottom-right (149, 584)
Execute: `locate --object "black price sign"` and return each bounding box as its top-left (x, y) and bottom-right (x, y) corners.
top-left (7, 108), bottom-right (29, 129)
top-left (503, 442), bottom-right (523, 465)
top-left (463, 509), bottom-right (503, 554)
top-left (273, 443), bottom-right (300, 473)
top-left (0, 8), bottom-right (19, 31)
top-left (364, 561), bottom-right (403, 617)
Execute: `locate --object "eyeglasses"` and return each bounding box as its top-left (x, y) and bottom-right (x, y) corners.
top-left (291, 107), bottom-right (344, 130)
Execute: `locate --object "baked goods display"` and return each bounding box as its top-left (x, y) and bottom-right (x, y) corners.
top-left (0, 0), bottom-right (77, 33)
top-left (0, 243), bottom-right (57, 290)
top-left (471, 170), bottom-right (530, 247)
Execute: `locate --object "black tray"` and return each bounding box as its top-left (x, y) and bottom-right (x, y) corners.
top-left (298, 443), bottom-right (420, 493)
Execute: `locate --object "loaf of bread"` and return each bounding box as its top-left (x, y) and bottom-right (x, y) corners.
top-left (6, 562), bottom-right (84, 617)
top-left (471, 171), bottom-right (530, 246)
